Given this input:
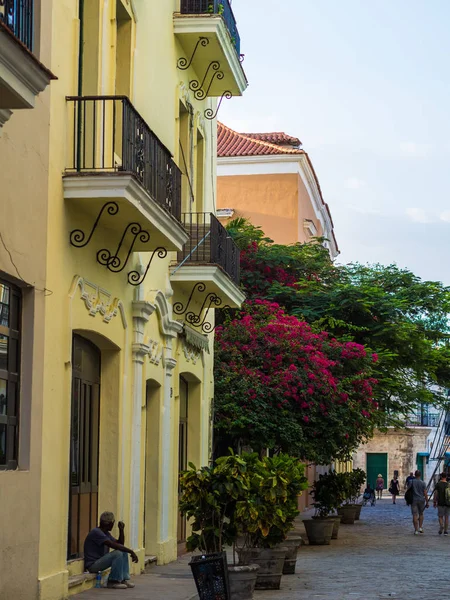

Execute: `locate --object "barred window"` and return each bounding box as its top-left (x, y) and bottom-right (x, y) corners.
top-left (0, 278), bottom-right (21, 470)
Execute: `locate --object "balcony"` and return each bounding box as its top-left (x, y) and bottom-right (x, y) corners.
top-left (170, 212), bottom-right (245, 308)
top-left (174, 0), bottom-right (247, 97)
top-left (63, 96), bottom-right (189, 252)
top-left (0, 0), bottom-right (56, 128)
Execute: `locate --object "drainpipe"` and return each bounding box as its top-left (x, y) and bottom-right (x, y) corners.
top-left (78, 0), bottom-right (84, 96)
top-left (76, 0), bottom-right (84, 171)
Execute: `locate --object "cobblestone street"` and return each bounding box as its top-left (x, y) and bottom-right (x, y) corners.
top-left (76, 496), bottom-right (449, 600)
top-left (269, 497), bottom-right (446, 600)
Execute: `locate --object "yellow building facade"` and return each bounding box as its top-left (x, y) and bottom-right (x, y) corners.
top-left (0, 1), bottom-right (247, 599)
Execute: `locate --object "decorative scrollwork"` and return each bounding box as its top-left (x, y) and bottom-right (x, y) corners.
top-left (189, 61), bottom-right (223, 100)
top-left (177, 37), bottom-right (209, 70)
top-left (127, 247), bottom-right (168, 286)
top-left (70, 202), bottom-right (119, 248)
top-left (185, 295), bottom-right (232, 334)
top-left (173, 282), bottom-right (206, 315)
top-left (201, 305), bottom-right (232, 333)
top-left (194, 70), bottom-right (224, 101)
top-left (204, 91), bottom-right (233, 120)
top-left (97, 223), bottom-right (151, 273)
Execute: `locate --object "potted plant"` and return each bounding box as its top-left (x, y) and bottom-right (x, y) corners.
top-left (235, 453), bottom-right (307, 588)
top-left (308, 471), bottom-right (344, 540)
top-left (304, 472), bottom-right (338, 544)
top-left (179, 454), bottom-right (259, 600)
top-left (347, 469), bottom-right (366, 520)
top-left (337, 470), bottom-right (366, 524)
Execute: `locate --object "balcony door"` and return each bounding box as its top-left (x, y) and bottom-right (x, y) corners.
top-left (68, 335), bottom-right (101, 559)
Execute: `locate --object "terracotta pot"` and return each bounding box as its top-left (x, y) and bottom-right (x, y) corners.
top-left (238, 546), bottom-right (287, 590)
top-left (282, 536), bottom-right (302, 574)
top-left (337, 505), bottom-right (357, 524)
top-left (228, 564), bottom-right (259, 600)
top-left (303, 518), bottom-right (334, 545)
top-left (326, 515), bottom-right (341, 539)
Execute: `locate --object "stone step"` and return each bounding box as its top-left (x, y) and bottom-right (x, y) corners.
top-left (68, 569), bottom-right (111, 596)
top-left (143, 555), bottom-right (157, 573)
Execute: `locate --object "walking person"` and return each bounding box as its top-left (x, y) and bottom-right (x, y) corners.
top-left (433, 472), bottom-right (449, 535)
top-left (389, 475), bottom-right (400, 504)
top-left (405, 471), bottom-right (415, 488)
top-left (407, 470), bottom-right (429, 535)
top-left (375, 474), bottom-right (384, 500)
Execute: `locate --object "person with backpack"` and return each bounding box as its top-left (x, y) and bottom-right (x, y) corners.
top-left (406, 470), bottom-right (429, 535)
top-left (433, 472), bottom-right (450, 535)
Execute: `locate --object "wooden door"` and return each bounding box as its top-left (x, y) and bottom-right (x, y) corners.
top-left (68, 335), bottom-right (101, 559)
top-left (366, 453), bottom-right (388, 490)
top-left (177, 377), bottom-right (188, 546)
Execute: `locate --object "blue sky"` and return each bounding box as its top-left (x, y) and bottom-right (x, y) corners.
top-left (220, 0), bottom-right (450, 284)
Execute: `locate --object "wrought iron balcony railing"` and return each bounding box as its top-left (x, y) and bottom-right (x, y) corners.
top-left (0, 0), bottom-right (34, 51)
top-left (406, 413), bottom-right (440, 428)
top-left (180, 0), bottom-right (241, 55)
top-left (178, 212), bottom-right (240, 285)
top-left (66, 96), bottom-right (182, 221)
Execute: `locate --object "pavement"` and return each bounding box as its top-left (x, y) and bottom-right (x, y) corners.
top-left (75, 496), bottom-right (448, 600)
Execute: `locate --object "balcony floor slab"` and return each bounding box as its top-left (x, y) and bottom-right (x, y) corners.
top-left (63, 173), bottom-right (189, 252)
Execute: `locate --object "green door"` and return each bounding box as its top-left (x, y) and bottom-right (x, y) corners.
top-left (366, 453), bottom-right (388, 489)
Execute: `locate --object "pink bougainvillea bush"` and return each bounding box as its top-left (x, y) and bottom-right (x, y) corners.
top-left (214, 300), bottom-right (379, 463)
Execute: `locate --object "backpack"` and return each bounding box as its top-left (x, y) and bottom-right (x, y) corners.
top-left (444, 484), bottom-right (450, 507)
top-left (405, 484), bottom-right (414, 506)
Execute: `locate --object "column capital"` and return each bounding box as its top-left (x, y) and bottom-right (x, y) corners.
top-left (132, 342), bottom-right (150, 364)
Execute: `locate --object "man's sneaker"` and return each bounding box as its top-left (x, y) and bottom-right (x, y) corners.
top-left (107, 582), bottom-right (127, 589)
top-left (439, 528), bottom-right (443, 534)
top-left (414, 531), bottom-right (420, 535)
top-left (419, 528), bottom-right (424, 534)
top-left (123, 581), bottom-right (135, 588)
top-left (444, 531), bottom-right (449, 536)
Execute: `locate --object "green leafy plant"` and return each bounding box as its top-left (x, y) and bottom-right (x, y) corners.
top-left (179, 453), bottom-right (249, 554)
top-left (338, 469), bottom-right (366, 505)
top-left (311, 471), bottom-right (346, 518)
top-left (179, 452), bottom-right (308, 560)
top-left (234, 453), bottom-right (308, 550)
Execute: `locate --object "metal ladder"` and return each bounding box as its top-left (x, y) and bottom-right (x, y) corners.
top-left (426, 410), bottom-right (450, 498)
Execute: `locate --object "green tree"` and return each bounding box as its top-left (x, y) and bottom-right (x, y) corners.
top-left (228, 219), bottom-right (450, 419)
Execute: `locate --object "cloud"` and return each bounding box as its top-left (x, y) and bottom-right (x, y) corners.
top-left (406, 208), bottom-right (433, 223)
top-left (398, 142), bottom-right (432, 158)
top-left (440, 211), bottom-right (450, 222)
top-left (345, 177), bottom-right (366, 190)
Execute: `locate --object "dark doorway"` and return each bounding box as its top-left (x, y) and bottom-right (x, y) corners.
top-left (177, 377), bottom-right (188, 549)
top-left (68, 334), bottom-right (101, 559)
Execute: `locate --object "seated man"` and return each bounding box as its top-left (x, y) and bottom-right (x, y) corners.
top-left (84, 511), bottom-right (138, 590)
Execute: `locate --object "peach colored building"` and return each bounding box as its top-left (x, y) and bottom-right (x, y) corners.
top-left (217, 123), bottom-right (339, 258)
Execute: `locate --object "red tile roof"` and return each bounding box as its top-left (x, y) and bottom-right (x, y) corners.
top-left (241, 132), bottom-right (301, 147)
top-left (217, 122), bottom-right (339, 254)
top-left (217, 122), bottom-right (304, 157)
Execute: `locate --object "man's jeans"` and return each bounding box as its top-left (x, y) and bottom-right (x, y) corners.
top-left (87, 550), bottom-right (130, 582)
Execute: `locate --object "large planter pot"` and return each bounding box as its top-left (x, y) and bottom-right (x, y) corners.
top-left (351, 503), bottom-right (363, 520)
top-left (337, 505), bottom-right (357, 524)
top-left (228, 564), bottom-right (259, 600)
top-left (326, 515), bottom-right (342, 540)
top-left (303, 518), bottom-right (334, 545)
top-left (238, 546), bottom-right (287, 590)
top-left (282, 536), bottom-right (303, 575)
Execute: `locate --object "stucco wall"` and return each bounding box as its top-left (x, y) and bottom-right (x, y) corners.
top-left (217, 172), bottom-right (324, 245)
top-left (0, 1), bottom-right (52, 597)
top-left (353, 428), bottom-right (431, 492)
